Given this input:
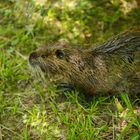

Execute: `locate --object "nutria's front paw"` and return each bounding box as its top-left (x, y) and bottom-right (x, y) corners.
top-left (56, 83), bottom-right (75, 92)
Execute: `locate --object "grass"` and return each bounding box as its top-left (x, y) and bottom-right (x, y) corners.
top-left (0, 1), bottom-right (140, 139)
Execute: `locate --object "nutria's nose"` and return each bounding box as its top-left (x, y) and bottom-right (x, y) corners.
top-left (29, 52), bottom-right (38, 62)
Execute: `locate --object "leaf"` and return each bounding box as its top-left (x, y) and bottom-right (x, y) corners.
top-left (11, 39), bottom-right (19, 46)
top-left (129, 132), bottom-right (140, 140)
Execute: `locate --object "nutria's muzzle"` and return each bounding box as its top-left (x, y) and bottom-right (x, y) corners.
top-left (29, 52), bottom-right (39, 65)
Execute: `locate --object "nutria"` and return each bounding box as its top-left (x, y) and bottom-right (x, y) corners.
top-left (29, 29), bottom-right (140, 95)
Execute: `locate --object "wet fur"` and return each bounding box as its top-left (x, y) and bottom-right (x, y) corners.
top-left (29, 29), bottom-right (140, 95)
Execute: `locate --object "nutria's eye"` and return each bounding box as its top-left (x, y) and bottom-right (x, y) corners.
top-left (55, 49), bottom-right (65, 59)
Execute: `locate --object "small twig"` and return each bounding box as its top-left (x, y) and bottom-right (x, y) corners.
top-left (15, 50), bottom-right (28, 60)
top-left (112, 115), bottom-right (115, 140)
top-left (0, 125), bottom-right (2, 140)
top-left (0, 36), bottom-right (9, 40)
top-left (0, 124), bottom-right (23, 139)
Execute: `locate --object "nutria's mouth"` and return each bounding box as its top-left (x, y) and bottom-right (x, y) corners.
top-left (29, 52), bottom-right (48, 73)
top-left (29, 54), bottom-right (64, 79)
top-left (29, 58), bottom-right (46, 72)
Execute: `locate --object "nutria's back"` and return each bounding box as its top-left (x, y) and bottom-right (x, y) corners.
top-left (29, 29), bottom-right (140, 95)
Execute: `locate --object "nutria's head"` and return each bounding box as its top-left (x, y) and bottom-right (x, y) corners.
top-left (29, 44), bottom-right (88, 84)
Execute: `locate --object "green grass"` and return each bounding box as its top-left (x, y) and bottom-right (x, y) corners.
top-left (0, 1), bottom-right (140, 139)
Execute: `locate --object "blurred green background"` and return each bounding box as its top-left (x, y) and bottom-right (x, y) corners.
top-left (1, 0), bottom-right (140, 53)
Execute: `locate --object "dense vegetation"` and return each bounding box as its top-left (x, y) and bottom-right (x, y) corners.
top-left (0, 0), bottom-right (140, 139)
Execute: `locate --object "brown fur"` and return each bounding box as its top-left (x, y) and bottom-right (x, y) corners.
top-left (29, 29), bottom-right (140, 95)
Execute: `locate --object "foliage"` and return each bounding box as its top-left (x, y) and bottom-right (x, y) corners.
top-left (0, 0), bottom-right (140, 139)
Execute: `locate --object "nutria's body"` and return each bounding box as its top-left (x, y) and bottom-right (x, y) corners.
top-left (29, 29), bottom-right (140, 95)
